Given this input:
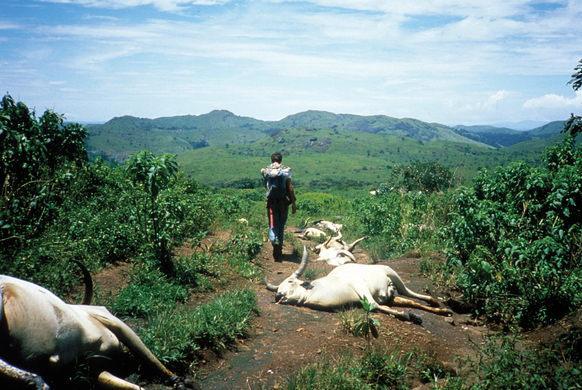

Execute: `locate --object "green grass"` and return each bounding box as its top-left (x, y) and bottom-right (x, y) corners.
top-left (286, 350), bottom-right (419, 390)
top-left (173, 127), bottom-right (561, 191)
top-left (111, 263), bottom-right (190, 317)
top-left (138, 289), bottom-right (259, 368)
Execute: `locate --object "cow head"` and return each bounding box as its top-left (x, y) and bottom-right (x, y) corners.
top-left (264, 246), bottom-right (309, 304)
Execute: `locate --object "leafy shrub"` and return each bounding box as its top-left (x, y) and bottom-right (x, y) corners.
top-left (437, 331), bottom-right (581, 389)
top-left (390, 161), bottom-right (454, 192)
top-left (446, 137), bottom-right (581, 327)
top-left (0, 94), bottom-right (87, 251)
top-left (112, 263), bottom-right (189, 317)
top-left (351, 191), bottom-right (452, 258)
top-left (216, 228), bottom-right (263, 279)
top-left (139, 289), bottom-right (258, 367)
top-left (174, 252), bottom-right (221, 291)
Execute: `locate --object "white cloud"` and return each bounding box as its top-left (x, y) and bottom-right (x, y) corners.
top-left (42, 0), bottom-right (229, 12)
top-left (523, 91), bottom-right (582, 110)
top-left (303, 0), bottom-right (533, 18)
top-left (489, 90), bottom-right (510, 104)
top-left (0, 21), bottom-right (21, 30)
top-left (4, 0), bottom-right (581, 123)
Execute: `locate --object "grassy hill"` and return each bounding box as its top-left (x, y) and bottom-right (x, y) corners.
top-left (87, 110), bottom-right (269, 161)
top-left (86, 110), bottom-right (490, 162)
top-left (177, 126), bottom-right (548, 189)
top-left (86, 110), bottom-right (566, 189)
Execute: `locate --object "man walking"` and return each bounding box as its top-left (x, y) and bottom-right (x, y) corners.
top-left (261, 152), bottom-right (297, 261)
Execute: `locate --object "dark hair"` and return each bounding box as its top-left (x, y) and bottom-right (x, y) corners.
top-left (271, 152), bottom-right (283, 163)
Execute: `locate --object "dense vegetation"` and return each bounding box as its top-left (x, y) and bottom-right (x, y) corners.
top-left (446, 135), bottom-right (581, 327)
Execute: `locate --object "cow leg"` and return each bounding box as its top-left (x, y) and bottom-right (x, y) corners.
top-left (88, 311), bottom-right (176, 380)
top-left (353, 287), bottom-right (423, 325)
top-left (386, 269), bottom-right (440, 307)
top-left (375, 304), bottom-right (423, 325)
top-left (391, 297), bottom-right (453, 316)
top-left (97, 371), bottom-right (142, 390)
top-left (0, 358), bottom-right (49, 390)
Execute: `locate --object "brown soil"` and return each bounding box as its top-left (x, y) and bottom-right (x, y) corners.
top-left (196, 236), bottom-right (491, 390)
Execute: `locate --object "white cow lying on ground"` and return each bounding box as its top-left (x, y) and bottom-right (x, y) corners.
top-left (313, 220), bottom-right (343, 235)
top-left (314, 235), bottom-right (366, 266)
top-left (298, 227), bottom-right (328, 240)
top-left (265, 247), bottom-right (452, 324)
top-left (0, 266), bottom-right (195, 390)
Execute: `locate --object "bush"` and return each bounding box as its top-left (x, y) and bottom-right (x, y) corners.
top-left (174, 252), bottom-right (221, 291)
top-left (0, 94), bottom-right (87, 252)
top-left (390, 161), bottom-right (454, 193)
top-left (351, 191), bottom-right (452, 259)
top-left (446, 137), bottom-right (581, 327)
top-left (438, 331), bottom-right (581, 389)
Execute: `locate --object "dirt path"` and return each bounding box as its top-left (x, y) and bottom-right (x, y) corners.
top-left (198, 236), bottom-right (490, 389)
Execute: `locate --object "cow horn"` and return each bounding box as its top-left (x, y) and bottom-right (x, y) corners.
top-left (293, 246), bottom-right (309, 277)
top-left (323, 235), bottom-right (333, 248)
top-left (263, 277), bottom-right (279, 292)
top-left (71, 260), bottom-right (93, 305)
top-left (347, 236), bottom-right (367, 252)
top-left (338, 249), bottom-right (356, 262)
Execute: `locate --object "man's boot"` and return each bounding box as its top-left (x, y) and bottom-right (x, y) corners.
top-left (273, 244), bottom-right (283, 261)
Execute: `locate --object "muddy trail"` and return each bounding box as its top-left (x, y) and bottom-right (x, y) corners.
top-left (197, 236), bottom-right (490, 389)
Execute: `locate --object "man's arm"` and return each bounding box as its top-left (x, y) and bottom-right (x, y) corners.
top-left (286, 178), bottom-right (297, 214)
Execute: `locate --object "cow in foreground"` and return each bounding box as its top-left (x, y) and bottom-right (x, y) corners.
top-left (264, 247), bottom-right (452, 324)
top-left (0, 267), bottom-right (193, 390)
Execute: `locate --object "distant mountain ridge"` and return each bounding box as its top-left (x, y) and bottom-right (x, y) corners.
top-left (86, 109), bottom-right (564, 162)
top-left (452, 121), bottom-right (564, 147)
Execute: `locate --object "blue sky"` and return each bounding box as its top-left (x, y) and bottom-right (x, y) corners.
top-left (0, 0), bottom-right (580, 125)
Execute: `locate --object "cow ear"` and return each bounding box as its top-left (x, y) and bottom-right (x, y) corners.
top-left (300, 281), bottom-right (313, 290)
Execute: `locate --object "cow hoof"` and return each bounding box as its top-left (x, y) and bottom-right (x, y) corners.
top-left (171, 377), bottom-right (201, 390)
top-left (409, 312), bottom-right (423, 325)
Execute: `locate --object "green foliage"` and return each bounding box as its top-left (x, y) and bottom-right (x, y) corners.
top-left (126, 151), bottom-right (179, 276)
top-left (287, 350), bottom-right (415, 390)
top-left (221, 228), bottom-right (263, 279)
top-left (353, 297), bottom-right (380, 347)
top-left (446, 137), bottom-right (581, 327)
top-left (111, 263), bottom-right (189, 317)
top-left (351, 191), bottom-right (452, 259)
top-left (436, 331), bottom-right (581, 390)
top-left (138, 289), bottom-right (258, 367)
top-left (0, 94), bottom-right (87, 250)
top-left (569, 58), bottom-right (582, 91)
top-left (390, 161), bottom-right (454, 192)
top-left (174, 252), bottom-right (221, 292)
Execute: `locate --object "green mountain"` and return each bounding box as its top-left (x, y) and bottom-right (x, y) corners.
top-left (87, 110), bottom-right (487, 161)
top-left (177, 126), bottom-right (552, 189)
top-left (87, 110), bottom-right (268, 161)
top-left (276, 110), bottom-right (476, 143)
top-left (85, 110), bottom-right (566, 189)
top-left (528, 121), bottom-right (565, 137)
top-left (452, 121), bottom-right (564, 148)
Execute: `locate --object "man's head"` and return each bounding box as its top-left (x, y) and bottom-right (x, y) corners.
top-left (271, 152), bottom-right (283, 163)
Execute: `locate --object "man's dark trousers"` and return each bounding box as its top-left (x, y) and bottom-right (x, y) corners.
top-left (267, 199), bottom-right (289, 260)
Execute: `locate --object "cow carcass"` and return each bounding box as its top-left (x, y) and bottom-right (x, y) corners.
top-left (265, 247), bottom-right (452, 324)
top-left (0, 267), bottom-right (194, 390)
